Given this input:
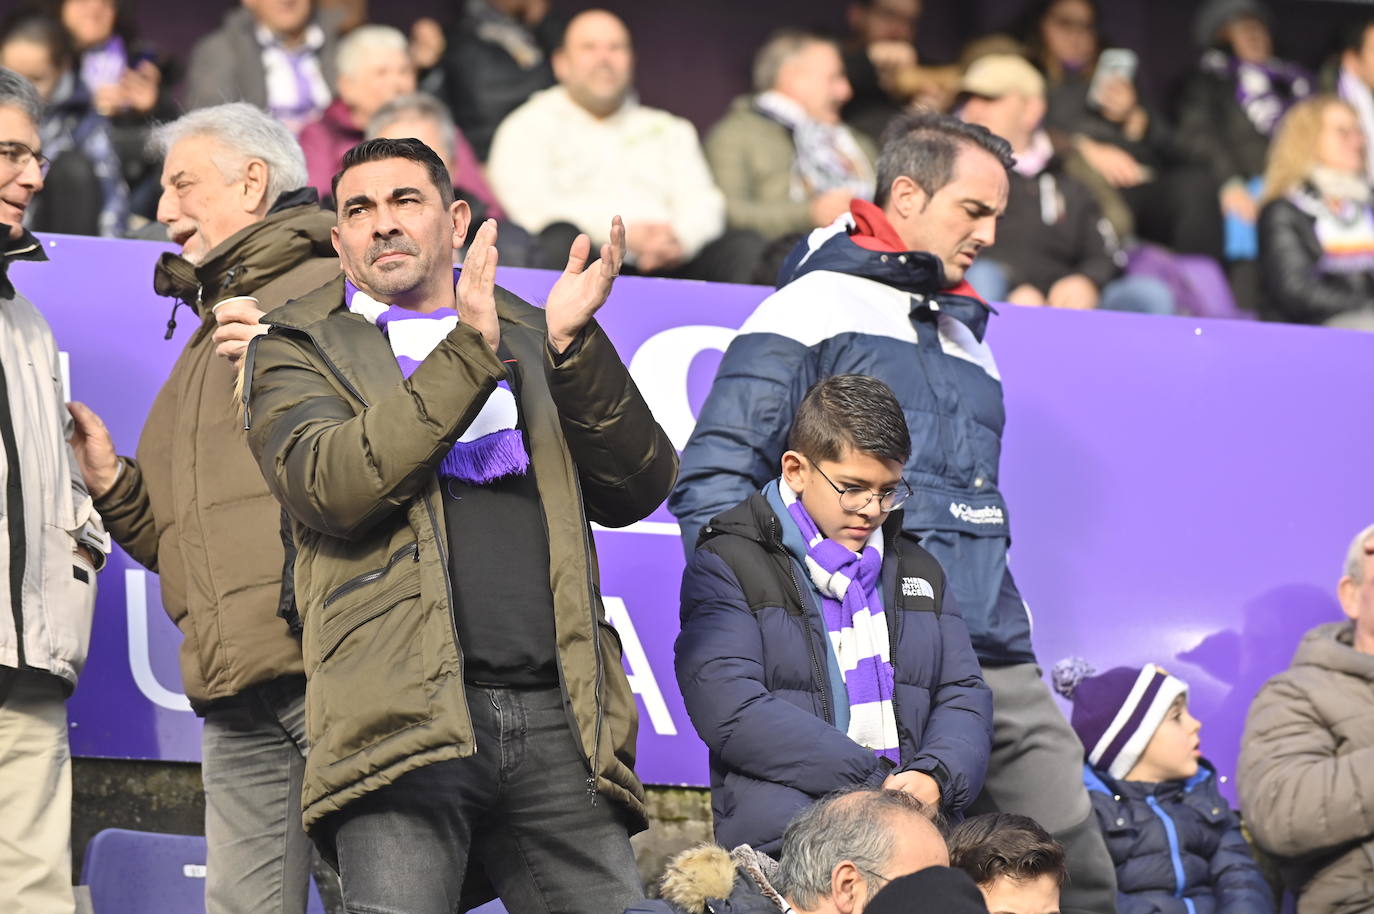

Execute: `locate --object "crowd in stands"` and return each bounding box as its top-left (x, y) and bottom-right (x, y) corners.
top-left (1, 0), bottom-right (1374, 322)
top-left (3, 2), bottom-right (1374, 914)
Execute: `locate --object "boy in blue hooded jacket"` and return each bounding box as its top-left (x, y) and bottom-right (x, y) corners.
top-left (675, 375), bottom-right (992, 855)
top-left (1053, 659), bottom-right (1275, 914)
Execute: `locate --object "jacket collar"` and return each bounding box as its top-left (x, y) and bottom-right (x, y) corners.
top-left (0, 227), bottom-right (48, 300)
top-left (780, 200), bottom-right (995, 341)
top-left (152, 193), bottom-right (332, 321)
top-left (1084, 759), bottom-right (1216, 799)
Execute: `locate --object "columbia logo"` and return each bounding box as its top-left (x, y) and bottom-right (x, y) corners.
top-left (902, 577), bottom-right (935, 599)
top-left (949, 502), bottom-right (1006, 526)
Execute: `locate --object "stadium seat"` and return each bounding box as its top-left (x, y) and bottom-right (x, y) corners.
top-left (80, 828), bottom-right (327, 913)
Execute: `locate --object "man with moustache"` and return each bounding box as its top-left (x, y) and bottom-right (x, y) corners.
top-left (66, 102), bottom-right (337, 914)
top-left (242, 136), bottom-right (676, 914)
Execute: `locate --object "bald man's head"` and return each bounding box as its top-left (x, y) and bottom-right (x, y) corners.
top-left (554, 9), bottom-right (634, 117)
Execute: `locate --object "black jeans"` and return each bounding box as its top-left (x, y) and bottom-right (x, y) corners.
top-left (329, 684), bottom-right (643, 914)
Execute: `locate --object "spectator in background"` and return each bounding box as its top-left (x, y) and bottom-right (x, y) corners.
top-left (366, 92), bottom-right (536, 264)
top-left (1332, 18), bottom-right (1374, 178)
top-left (489, 10), bottom-right (755, 283)
top-left (948, 814), bottom-right (1066, 914)
top-left (1054, 659), bottom-right (1274, 914)
top-left (298, 25), bottom-right (414, 196)
top-left (957, 54), bottom-right (1173, 313)
top-left (0, 65), bottom-right (109, 914)
top-left (708, 30), bottom-right (876, 243)
top-left (0, 10), bottom-right (128, 236)
top-left (187, 0), bottom-right (340, 134)
top-left (1257, 95), bottom-right (1374, 329)
top-left (1176, 0), bottom-right (1312, 306)
top-left (626, 789), bottom-right (951, 914)
top-left (1239, 523), bottom-right (1374, 914)
top-left (842, 0), bottom-right (958, 143)
top-left (57, 0), bottom-right (177, 221)
top-left (435, 0), bottom-right (562, 162)
top-left (1024, 0), bottom-right (1224, 261)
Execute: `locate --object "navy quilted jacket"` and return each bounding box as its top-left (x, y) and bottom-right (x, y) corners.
top-left (675, 488), bottom-right (992, 856)
top-left (1085, 763), bottom-right (1275, 914)
top-left (668, 217), bottom-right (1034, 665)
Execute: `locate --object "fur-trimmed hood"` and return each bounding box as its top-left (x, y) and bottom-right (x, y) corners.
top-left (654, 844), bottom-right (787, 914)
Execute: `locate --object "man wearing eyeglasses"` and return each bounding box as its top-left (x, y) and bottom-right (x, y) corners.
top-left (672, 109), bottom-right (1120, 913)
top-left (675, 374), bottom-right (991, 855)
top-left (0, 66), bottom-right (110, 914)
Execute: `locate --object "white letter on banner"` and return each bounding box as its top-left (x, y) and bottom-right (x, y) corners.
top-left (627, 326), bottom-right (736, 451)
top-left (601, 596), bottom-right (676, 736)
top-left (126, 570), bottom-right (193, 712)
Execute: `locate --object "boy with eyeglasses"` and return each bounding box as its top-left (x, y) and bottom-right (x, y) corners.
top-left (675, 374), bottom-right (992, 855)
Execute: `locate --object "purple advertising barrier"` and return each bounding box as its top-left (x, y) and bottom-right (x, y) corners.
top-left (13, 233), bottom-right (1373, 803)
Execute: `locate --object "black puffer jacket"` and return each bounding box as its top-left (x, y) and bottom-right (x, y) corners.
top-left (1257, 191), bottom-right (1374, 324)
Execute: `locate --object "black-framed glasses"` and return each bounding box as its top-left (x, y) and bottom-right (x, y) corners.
top-left (0, 141), bottom-right (51, 178)
top-left (807, 457), bottom-right (912, 513)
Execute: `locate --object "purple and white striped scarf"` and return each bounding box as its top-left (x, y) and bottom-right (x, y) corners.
top-left (345, 275), bottom-right (529, 485)
top-left (780, 482), bottom-right (899, 763)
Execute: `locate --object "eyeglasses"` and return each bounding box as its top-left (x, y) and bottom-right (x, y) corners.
top-left (807, 457), bottom-right (912, 513)
top-left (0, 141), bottom-right (51, 178)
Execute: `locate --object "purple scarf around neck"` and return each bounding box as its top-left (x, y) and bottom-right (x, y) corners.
top-left (345, 273), bottom-right (529, 485)
top-left (781, 485), bottom-right (899, 763)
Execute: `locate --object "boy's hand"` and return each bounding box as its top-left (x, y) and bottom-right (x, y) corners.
top-left (884, 770), bottom-right (942, 809)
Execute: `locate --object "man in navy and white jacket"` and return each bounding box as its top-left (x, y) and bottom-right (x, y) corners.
top-left (669, 110), bottom-right (1118, 914)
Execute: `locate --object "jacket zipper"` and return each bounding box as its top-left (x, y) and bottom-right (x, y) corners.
top-left (1145, 794), bottom-right (1196, 913)
top-left (569, 474), bottom-right (604, 803)
top-left (322, 542), bottom-right (419, 607)
top-left (769, 515), bottom-right (832, 726)
top-left (886, 537), bottom-right (906, 764)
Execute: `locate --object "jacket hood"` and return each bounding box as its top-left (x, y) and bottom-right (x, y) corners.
top-left (1084, 758), bottom-right (1217, 798)
top-left (657, 844), bottom-right (786, 914)
top-left (777, 200), bottom-right (995, 341)
top-left (153, 194), bottom-right (334, 320)
top-left (0, 228), bottom-right (47, 301)
top-left (1291, 620), bottom-right (1374, 681)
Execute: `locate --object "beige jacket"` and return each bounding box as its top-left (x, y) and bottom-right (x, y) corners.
top-left (0, 231), bottom-right (108, 689)
top-left (1238, 621), bottom-right (1374, 914)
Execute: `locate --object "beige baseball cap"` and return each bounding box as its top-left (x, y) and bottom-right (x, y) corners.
top-left (958, 54), bottom-right (1046, 100)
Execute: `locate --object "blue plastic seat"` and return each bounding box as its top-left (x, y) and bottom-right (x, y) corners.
top-left (80, 828), bottom-right (327, 913)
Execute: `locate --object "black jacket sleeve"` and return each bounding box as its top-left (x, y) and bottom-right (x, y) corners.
top-left (1258, 199), bottom-right (1374, 323)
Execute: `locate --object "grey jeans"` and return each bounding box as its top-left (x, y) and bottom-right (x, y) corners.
top-left (202, 675), bottom-right (313, 914)
top-left (329, 684), bottom-right (644, 914)
top-left (968, 662), bottom-right (1119, 914)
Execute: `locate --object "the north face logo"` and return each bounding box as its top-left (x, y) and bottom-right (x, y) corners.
top-left (902, 577), bottom-right (935, 599)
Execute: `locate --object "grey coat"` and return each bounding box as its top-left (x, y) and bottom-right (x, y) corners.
top-left (1238, 621), bottom-right (1374, 914)
top-left (186, 8), bottom-right (340, 112)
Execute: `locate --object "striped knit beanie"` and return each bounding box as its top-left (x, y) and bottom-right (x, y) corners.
top-left (1051, 658), bottom-right (1189, 780)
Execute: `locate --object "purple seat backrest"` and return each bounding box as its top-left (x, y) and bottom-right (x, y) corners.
top-left (1126, 244), bottom-right (1250, 321)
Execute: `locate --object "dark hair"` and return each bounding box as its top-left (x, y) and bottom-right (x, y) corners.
top-left (0, 10), bottom-right (75, 71)
top-left (331, 137), bottom-right (455, 210)
top-left (1340, 18), bottom-right (1374, 55)
top-left (874, 109), bottom-right (1013, 207)
top-left (948, 813), bottom-right (1068, 889)
top-left (788, 375), bottom-right (911, 465)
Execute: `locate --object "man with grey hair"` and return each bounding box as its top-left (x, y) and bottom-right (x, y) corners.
top-left (1239, 523), bottom-right (1374, 914)
top-left (626, 789), bottom-right (947, 914)
top-left (66, 101), bottom-right (337, 914)
top-left (706, 29), bottom-right (877, 242)
top-left (0, 65), bottom-right (110, 914)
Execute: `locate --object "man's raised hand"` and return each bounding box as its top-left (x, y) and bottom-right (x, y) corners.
top-left (545, 215), bottom-right (626, 354)
top-left (457, 219), bottom-right (500, 352)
